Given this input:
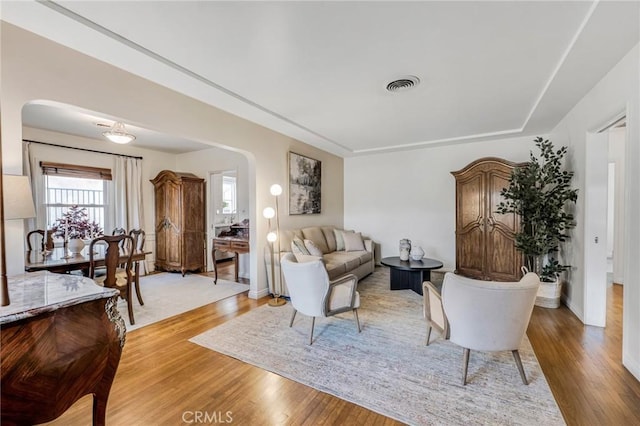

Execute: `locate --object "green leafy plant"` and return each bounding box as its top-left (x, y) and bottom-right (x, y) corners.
top-left (51, 205), bottom-right (103, 240)
top-left (496, 137), bottom-right (578, 282)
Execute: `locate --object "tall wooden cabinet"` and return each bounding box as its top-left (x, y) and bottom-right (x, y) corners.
top-left (151, 170), bottom-right (205, 276)
top-left (451, 157), bottom-right (523, 282)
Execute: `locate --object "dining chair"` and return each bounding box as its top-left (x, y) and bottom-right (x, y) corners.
top-left (112, 227), bottom-right (126, 236)
top-left (280, 252), bottom-right (361, 345)
top-left (89, 235), bottom-right (135, 325)
top-left (26, 229), bottom-right (54, 251)
top-left (128, 228), bottom-right (146, 306)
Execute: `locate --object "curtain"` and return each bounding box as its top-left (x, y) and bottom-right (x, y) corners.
top-left (22, 142), bottom-right (40, 231)
top-left (113, 156), bottom-right (146, 274)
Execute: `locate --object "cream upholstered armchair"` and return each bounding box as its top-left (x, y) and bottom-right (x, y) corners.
top-left (423, 281), bottom-right (449, 346)
top-left (280, 253), bottom-right (361, 345)
top-left (441, 272), bottom-right (540, 385)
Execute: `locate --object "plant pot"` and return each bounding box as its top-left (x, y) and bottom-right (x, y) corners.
top-left (535, 277), bottom-right (561, 308)
top-left (67, 239), bottom-right (85, 254)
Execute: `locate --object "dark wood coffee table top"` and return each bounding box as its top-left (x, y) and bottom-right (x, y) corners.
top-left (381, 256), bottom-right (443, 271)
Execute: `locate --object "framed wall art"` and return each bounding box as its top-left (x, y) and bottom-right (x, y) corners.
top-left (289, 152), bottom-right (321, 214)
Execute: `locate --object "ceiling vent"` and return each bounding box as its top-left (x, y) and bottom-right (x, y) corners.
top-left (386, 75), bottom-right (420, 93)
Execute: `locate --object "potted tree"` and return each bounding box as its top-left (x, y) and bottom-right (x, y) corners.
top-left (496, 137), bottom-right (578, 308)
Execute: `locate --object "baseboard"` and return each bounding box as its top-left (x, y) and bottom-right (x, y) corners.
top-left (249, 287), bottom-right (270, 300)
top-left (623, 354), bottom-right (640, 382)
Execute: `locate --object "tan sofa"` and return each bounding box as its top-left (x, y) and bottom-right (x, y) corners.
top-left (265, 225), bottom-right (375, 297)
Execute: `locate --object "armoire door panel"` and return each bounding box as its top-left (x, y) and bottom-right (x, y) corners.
top-left (487, 227), bottom-right (521, 280)
top-left (167, 182), bottom-right (182, 230)
top-left (457, 226), bottom-right (485, 278)
top-left (457, 174), bottom-right (484, 229)
top-left (487, 169), bottom-right (518, 231)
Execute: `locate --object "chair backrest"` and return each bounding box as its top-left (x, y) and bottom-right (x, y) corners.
top-left (442, 272), bottom-right (540, 352)
top-left (423, 281), bottom-right (447, 333)
top-left (26, 229), bottom-right (55, 251)
top-left (129, 229), bottom-right (146, 251)
top-left (89, 235), bottom-right (134, 288)
top-left (280, 253), bottom-right (329, 317)
top-left (112, 227), bottom-right (126, 236)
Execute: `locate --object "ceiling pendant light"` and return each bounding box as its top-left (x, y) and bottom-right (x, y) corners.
top-left (103, 121), bottom-right (136, 144)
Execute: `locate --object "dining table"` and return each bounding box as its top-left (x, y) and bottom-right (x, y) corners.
top-left (25, 245), bottom-right (149, 276)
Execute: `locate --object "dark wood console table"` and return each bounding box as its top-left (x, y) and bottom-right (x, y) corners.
top-left (381, 256), bottom-right (444, 295)
top-left (0, 271), bottom-right (125, 426)
top-left (212, 237), bottom-right (249, 284)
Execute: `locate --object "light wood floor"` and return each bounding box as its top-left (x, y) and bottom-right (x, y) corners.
top-left (44, 265), bottom-right (640, 425)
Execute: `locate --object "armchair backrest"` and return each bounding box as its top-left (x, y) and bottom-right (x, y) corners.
top-left (442, 272), bottom-right (540, 352)
top-left (281, 253), bottom-right (329, 317)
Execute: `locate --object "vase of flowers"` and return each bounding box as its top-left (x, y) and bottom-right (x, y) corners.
top-left (50, 205), bottom-right (103, 253)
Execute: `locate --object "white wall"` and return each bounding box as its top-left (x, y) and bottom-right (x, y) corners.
top-left (551, 43), bottom-right (639, 380)
top-left (1, 23), bottom-right (344, 300)
top-left (344, 135), bottom-right (537, 270)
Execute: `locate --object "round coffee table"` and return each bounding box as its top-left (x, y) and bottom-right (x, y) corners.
top-left (380, 256), bottom-right (444, 295)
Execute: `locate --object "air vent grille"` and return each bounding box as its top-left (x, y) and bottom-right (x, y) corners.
top-left (386, 75), bottom-right (420, 92)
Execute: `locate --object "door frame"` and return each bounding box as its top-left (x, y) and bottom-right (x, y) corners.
top-left (584, 110), bottom-right (627, 327)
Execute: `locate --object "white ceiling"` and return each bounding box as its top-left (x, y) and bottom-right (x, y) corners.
top-left (6, 1), bottom-right (640, 156)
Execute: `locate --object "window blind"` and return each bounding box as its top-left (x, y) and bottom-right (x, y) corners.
top-left (40, 162), bottom-right (112, 181)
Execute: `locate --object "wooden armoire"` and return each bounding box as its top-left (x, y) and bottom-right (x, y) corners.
top-left (151, 170), bottom-right (205, 276)
top-left (451, 158), bottom-right (523, 282)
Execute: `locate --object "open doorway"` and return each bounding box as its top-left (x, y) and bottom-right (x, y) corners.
top-left (607, 125), bottom-right (626, 288)
top-left (584, 114), bottom-right (626, 328)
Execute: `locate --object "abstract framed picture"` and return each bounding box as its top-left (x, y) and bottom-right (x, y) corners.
top-left (289, 152), bottom-right (321, 215)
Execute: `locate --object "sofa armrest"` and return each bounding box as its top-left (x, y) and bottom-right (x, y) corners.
top-left (364, 239), bottom-right (373, 252)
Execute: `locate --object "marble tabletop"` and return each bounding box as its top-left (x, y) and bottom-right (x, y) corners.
top-left (0, 271), bottom-right (118, 325)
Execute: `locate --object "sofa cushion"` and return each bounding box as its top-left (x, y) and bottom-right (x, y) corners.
top-left (322, 251), bottom-right (373, 267)
top-left (304, 239), bottom-right (323, 256)
top-left (334, 229), bottom-right (345, 251)
top-left (322, 226), bottom-right (337, 252)
top-left (343, 231), bottom-right (365, 251)
top-left (325, 262), bottom-right (347, 280)
top-left (291, 237), bottom-right (310, 256)
top-left (295, 254), bottom-right (324, 264)
top-left (302, 227), bottom-right (330, 254)
top-left (280, 229), bottom-right (304, 253)
top-left (356, 250), bottom-right (373, 264)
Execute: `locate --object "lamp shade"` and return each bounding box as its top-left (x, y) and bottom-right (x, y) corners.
top-left (263, 207), bottom-right (275, 219)
top-left (270, 184), bottom-right (283, 196)
top-left (103, 121), bottom-right (136, 144)
top-left (267, 232), bottom-right (277, 243)
top-left (2, 175), bottom-right (36, 219)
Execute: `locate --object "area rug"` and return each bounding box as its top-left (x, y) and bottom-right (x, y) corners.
top-left (190, 268), bottom-right (564, 425)
top-left (120, 272), bottom-right (249, 331)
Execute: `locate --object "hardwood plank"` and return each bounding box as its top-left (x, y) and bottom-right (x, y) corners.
top-left (528, 283), bottom-right (640, 425)
top-left (40, 266), bottom-right (639, 425)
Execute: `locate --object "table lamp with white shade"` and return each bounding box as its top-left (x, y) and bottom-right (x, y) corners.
top-left (1, 175), bottom-right (37, 306)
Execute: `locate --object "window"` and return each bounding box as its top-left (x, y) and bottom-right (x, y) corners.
top-left (221, 175), bottom-right (237, 214)
top-left (41, 162), bottom-right (111, 238)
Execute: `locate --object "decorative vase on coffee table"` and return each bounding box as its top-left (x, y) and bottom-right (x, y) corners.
top-left (410, 246), bottom-right (424, 261)
top-left (399, 239), bottom-right (411, 261)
